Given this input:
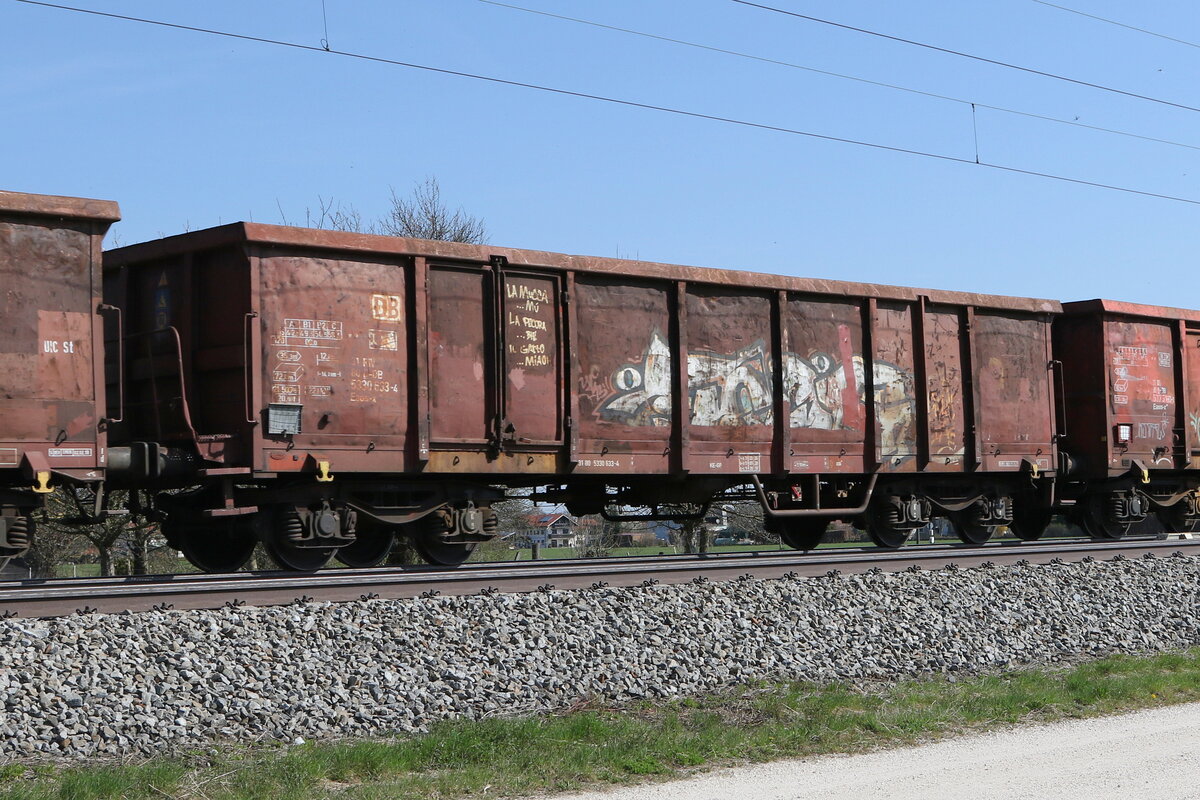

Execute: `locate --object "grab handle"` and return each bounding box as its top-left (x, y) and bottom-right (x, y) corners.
top-left (98, 303), bottom-right (124, 424)
top-left (1049, 360), bottom-right (1067, 442)
top-left (244, 311), bottom-right (259, 425)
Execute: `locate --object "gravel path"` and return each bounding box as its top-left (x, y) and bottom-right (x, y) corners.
top-left (548, 702), bottom-right (1200, 800)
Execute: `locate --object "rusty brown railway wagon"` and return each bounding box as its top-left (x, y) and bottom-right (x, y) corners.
top-left (0, 190), bottom-right (120, 563)
top-left (1053, 300), bottom-right (1200, 538)
top-left (103, 222), bottom-right (1065, 571)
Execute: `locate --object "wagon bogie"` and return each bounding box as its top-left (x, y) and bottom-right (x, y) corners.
top-left (1155, 490), bottom-right (1200, 533)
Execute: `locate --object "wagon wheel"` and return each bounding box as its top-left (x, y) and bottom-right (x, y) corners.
top-left (775, 519), bottom-right (828, 551)
top-left (862, 503), bottom-right (912, 549)
top-left (1008, 501), bottom-right (1052, 541)
top-left (337, 523), bottom-right (396, 568)
top-left (264, 538), bottom-right (336, 572)
top-left (261, 507), bottom-right (336, 572)
top-left (1079, 495), bottom-right (1131, 541)
top-left (1157, 504), bottom-right (1200, 534)
top-left (411, 505), bottom-right (494, 567)
top-left (949, 505), bottom-right (996, 546)
top-left (412, 535), bottom-right (478, 567)
top-left (166, 518), bottom-right (256, 573)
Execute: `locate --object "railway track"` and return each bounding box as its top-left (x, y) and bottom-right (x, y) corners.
top-left (3, 537), bottom-right (1197, 618)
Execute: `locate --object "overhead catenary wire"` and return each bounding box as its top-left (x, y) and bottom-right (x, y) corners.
top-left (1030, 0), bottom-right (1200, 51)
top-left (732, 0), bottom-right (1200, 114)
top-left (478, 0), bottom-right (1200, 153)
top-left (14, 0), bottom-right (1200, 209)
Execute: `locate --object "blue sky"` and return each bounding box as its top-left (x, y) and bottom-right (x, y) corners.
top-left (4, 0), bottom-right (1199, 305)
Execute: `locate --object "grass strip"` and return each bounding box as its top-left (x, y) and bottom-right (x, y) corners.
top-left (4, 648), bottom-right (1200, 799)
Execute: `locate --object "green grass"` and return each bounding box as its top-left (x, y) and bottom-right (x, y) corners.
top-left (5, 648), bottom-right (1200, 799)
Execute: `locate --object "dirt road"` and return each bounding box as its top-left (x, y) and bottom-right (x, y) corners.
top-left (550, 702), bottom-right (1200, 799)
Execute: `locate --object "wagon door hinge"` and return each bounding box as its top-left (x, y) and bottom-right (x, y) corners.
top-left (560, 289), bottom-right (570, 305)
top-left (487, 415), bottom-right (516, 459)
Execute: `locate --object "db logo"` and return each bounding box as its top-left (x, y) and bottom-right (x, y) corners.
top-left (371, 294), bottom-right (402, 322)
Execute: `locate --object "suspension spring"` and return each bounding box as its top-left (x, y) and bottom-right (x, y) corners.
top-left (282, 508), bottom-right (306, 543)
top-left (6, 516), bottom-right (31, 549)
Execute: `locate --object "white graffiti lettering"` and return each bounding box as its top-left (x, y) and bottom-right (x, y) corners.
top-left (591, 332), bottom-right (916, 456)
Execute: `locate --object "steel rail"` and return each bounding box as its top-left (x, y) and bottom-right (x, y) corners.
top-left (3, 537), bottom-right (1196, 618)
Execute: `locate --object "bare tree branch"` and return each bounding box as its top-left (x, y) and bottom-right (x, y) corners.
top-left (281, 177), bottom-right (487, 244)
top-left (379, 178), bottom-right (487, 243)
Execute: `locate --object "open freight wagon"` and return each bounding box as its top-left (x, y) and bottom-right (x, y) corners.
top-left (1053, 299), bottom-right (1200, 538)
top-left (0, 190), bottom-right (119, 563)
top-left (103, 223), bottom-right (1069, 570)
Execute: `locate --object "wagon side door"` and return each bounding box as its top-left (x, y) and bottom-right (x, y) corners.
top-left (425, 260), bottom-right (564, 471)
top-left (499, 268), bottom-right (564, 447)
top-left (571, 277), bottom-right (673, 475)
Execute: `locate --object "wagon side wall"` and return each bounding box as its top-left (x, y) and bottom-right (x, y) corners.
top-left (104, 223), bottom-right (1062, 488)
top-left (1058, 300), bottom-right (1199, 479)
top-left (251, 245), bottom-right (413, 475)
top-left (0, 192), bottom-right (118, 482)
top-left (573, 283), bottom-right (1057, 481)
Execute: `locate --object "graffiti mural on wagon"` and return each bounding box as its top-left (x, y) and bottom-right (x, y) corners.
top-left (589, 330), bottom-right (917, 456)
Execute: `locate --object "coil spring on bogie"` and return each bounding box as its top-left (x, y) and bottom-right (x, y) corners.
top-left (881, 502), bottom-right (903, 529)
top-left (425, 508), bottom-right (454, 537)
top-left (996, 496), bottom-right (1013, 521)
top-left (482, 507), bottom-right (499, 536)
top-left (1108, 494), bottom-right (1122, 520)
top-left (6, 517), bottom-right (31, 549)
top-left (282, 508), bottom-right (305, 543)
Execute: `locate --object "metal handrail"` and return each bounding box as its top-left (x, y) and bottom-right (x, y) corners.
top-left (97, 303), bottom-right (123, 424)
top-left (752, 472), bottom-right (879, 519)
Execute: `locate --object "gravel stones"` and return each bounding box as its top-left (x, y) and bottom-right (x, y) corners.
top-left (1, 555), bottom-right (1199, 758)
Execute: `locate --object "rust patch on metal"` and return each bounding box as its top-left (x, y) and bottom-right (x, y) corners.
top-left (923, 307), bottom-right (966, 467)
top-left (259, 254), bottom-right (409, 449)
top-left (428, 266), bottom-right (489, 442)
top-left (871, 302), bottom-right (918, 466)
top-left (425, 450), bottom-right (559, 473)
top-left (1104, 319), bottom-right (1176, 468)
top-left (785, 297), bottom-right (866, 442)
